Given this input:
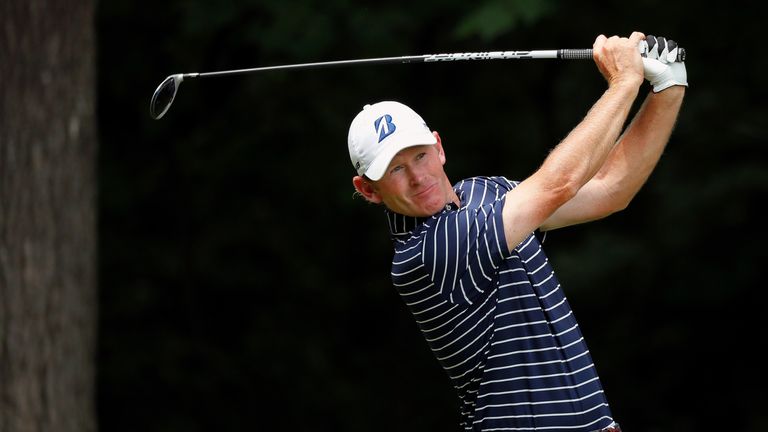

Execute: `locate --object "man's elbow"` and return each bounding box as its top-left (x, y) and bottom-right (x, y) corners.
top-left (602, 187), bottom-right (635, 215)
top-left (592, 179), bottom-right (635, 217)
top-left (540, 167), bottom-right (583, 208)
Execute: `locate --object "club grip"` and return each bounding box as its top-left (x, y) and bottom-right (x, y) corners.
top-left (558, 47), bottom-right (686, 61)
top-left (558, 49), bottom-right (593, 60)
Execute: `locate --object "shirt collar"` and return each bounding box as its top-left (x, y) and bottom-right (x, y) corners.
top-left (385, 189), bottom-right (464, 238)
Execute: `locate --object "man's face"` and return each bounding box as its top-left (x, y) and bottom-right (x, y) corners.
top-left (368, 141), bottom-right (453, 217)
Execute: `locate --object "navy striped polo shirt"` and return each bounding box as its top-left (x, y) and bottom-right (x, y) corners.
top-left (387, 176), bottom-right (616, 431)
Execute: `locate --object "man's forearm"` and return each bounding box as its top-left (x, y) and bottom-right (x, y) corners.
top-left (594, 86), bottom-right (685, 205)
top-left (540, 81), bottom-right (641, 193)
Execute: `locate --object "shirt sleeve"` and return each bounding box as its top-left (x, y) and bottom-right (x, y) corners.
top-left (422, 183), bottom-right (512, 305)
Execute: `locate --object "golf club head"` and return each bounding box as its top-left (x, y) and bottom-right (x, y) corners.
top-left (150, 74), bottom-right (183, 120)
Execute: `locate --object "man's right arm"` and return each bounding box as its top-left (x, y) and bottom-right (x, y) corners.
top-left (500, 32), bottom-right (646, 250)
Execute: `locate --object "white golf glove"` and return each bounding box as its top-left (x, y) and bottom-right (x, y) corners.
top-left (639, 35), bottom-right (688, 93)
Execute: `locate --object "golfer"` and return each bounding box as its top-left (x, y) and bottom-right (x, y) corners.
top-left (348, 32), bottom-right (685, 431)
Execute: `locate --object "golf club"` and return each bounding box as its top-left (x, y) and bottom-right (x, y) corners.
top-left (150, 47), bottom-right (686, 120)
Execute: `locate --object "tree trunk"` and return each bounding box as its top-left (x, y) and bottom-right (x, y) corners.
top-left (0, 0), bottom-right (97, 431)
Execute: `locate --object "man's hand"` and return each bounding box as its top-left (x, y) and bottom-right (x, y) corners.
top-left (593, 32), bottom-right (646, 88)
top-left (640, 35), bottom-right (688, 93)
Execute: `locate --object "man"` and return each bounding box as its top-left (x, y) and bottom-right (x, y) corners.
top-left (348, 32), bottom-right (686, 431)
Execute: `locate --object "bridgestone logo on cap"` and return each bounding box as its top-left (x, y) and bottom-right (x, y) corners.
top-left (374, 114), bottom-right (396, 143)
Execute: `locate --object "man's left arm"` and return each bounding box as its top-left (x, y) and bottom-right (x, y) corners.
top-left (541, 84), bottom-right (685, 230)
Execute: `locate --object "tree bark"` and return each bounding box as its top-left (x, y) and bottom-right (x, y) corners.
top-left (0, 0), bottom-right (97, 431)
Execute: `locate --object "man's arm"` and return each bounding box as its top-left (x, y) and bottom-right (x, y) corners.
top-left (500, 32), bottom-right (645, 250)
top-left (541, 68), bottom-right (686, 231)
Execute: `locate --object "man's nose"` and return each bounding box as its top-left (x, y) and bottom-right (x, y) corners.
top-left (408, 166), bottom-right (426, 186)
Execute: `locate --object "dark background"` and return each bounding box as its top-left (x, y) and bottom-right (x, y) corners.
top-left (96, 0), bottom-right (767, 431)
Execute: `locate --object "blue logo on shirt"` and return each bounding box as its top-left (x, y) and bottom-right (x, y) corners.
top-left (374, 114), bottom-right (396, 143)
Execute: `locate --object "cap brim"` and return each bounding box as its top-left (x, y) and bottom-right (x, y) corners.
top-left (364, 133), bottom-right (437, 181)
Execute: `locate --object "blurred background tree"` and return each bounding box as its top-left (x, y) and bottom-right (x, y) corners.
top-left (0, 1), bottom-right (97, 431)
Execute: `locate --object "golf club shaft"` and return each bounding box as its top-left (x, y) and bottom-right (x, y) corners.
top-left (184, 49), bottom-right (600, 79)
top-left (151, 46), bottom-right (686, 119)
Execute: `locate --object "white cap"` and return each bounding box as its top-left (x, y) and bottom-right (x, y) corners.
top-left (348, 101), bottom-right (437, 181)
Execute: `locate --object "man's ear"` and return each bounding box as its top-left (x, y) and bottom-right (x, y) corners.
top-left (352, 176), bottom-right (382, 204)
top-left (433, 131), bottom-right (446, 165)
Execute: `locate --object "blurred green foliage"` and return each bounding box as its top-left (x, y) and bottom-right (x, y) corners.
top-left (456, 0), bottom-right (557, 41)
top-left (97, 0), bottom-right (767, 431)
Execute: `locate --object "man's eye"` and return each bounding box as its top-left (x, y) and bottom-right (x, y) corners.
top-left (390, 165), bottom-right (403, 174)
top-left (416, 152), bottom-right (426, 160)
